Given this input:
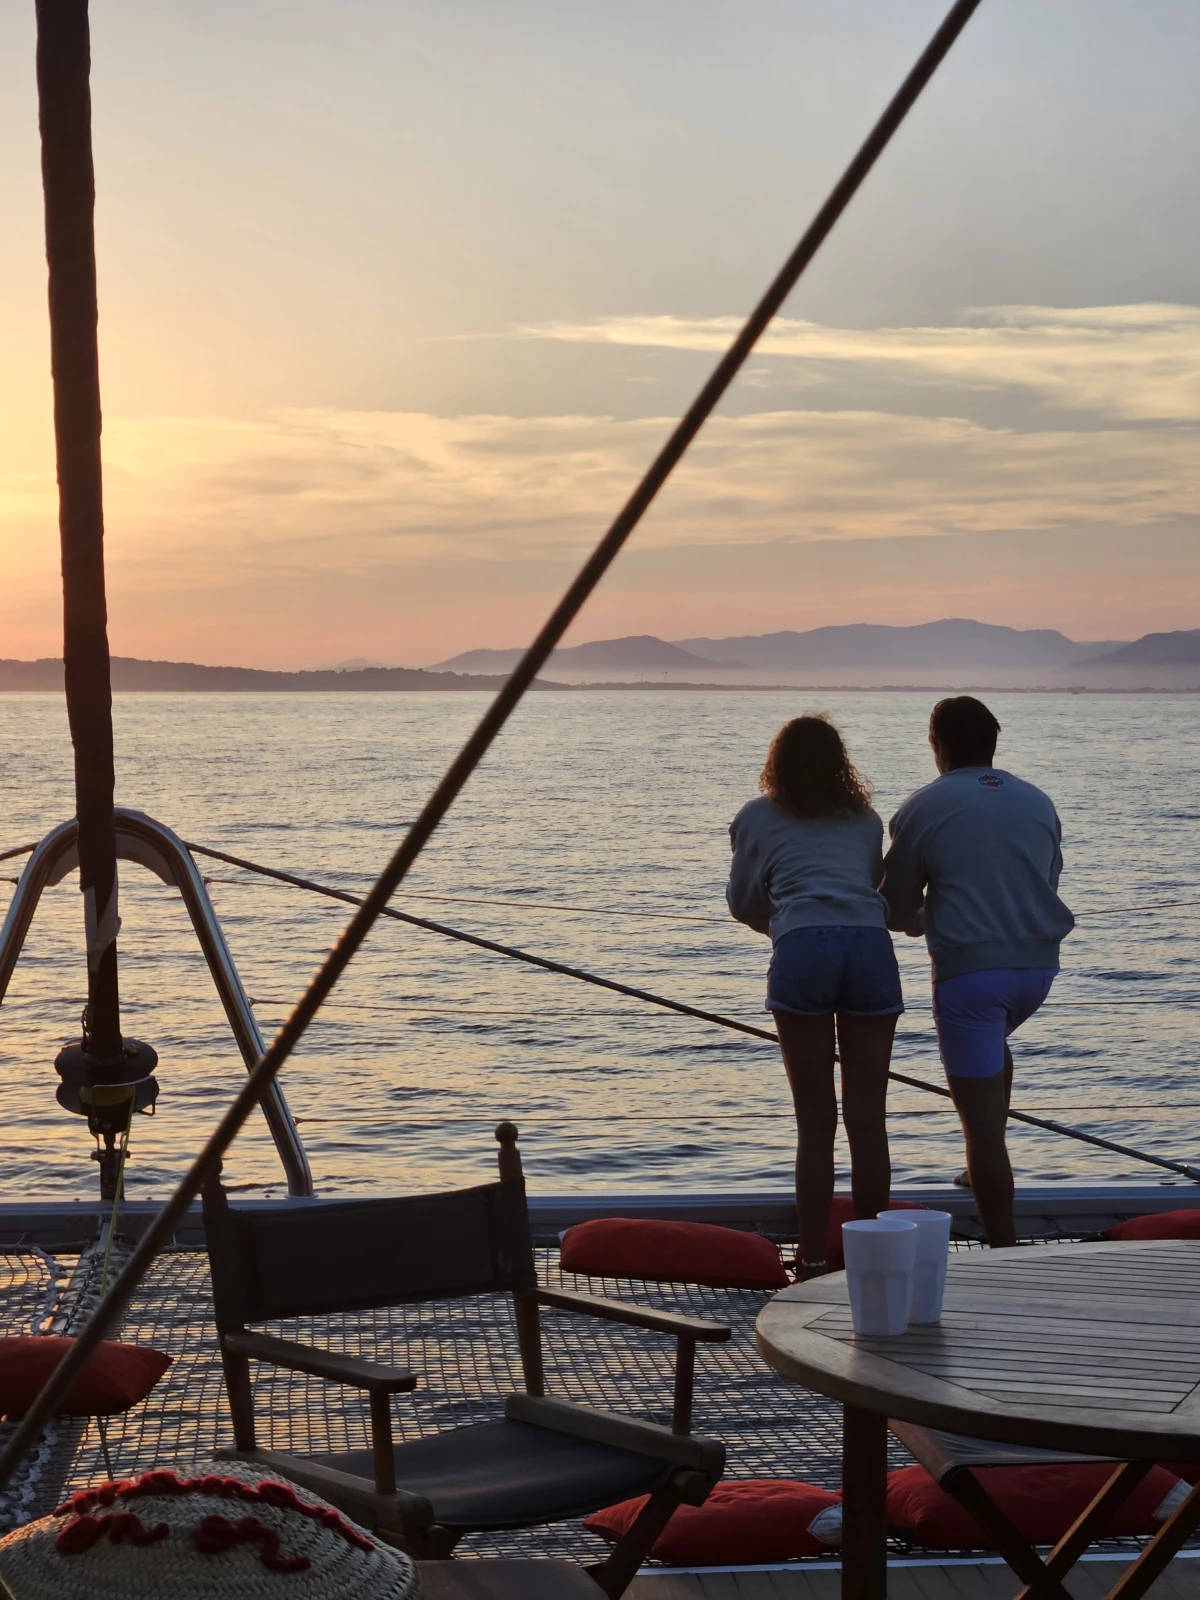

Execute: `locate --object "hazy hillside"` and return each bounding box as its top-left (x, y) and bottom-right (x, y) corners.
top-left (1081, 630), bottom-right (1200, 668)
top-left (674, 620), bottom-right (1123, 671)
top-left (0, 658), bottom-right (563, 692)
top-left (436, 635), bottom-right (732, 674)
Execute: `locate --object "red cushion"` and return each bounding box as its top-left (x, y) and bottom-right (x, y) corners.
top-left (585, 1479), bottom-right (842, 1565)
top-left (826, 1198), bottom-right (929, 1271)
top-left (559, 1219), bottom-right (787, 1290)
top-left (1106, 1209), bottom-right (1200, 1241)
top-left (1160, 1461), bottom-right (1200, 1485)
top-left (886, 1463), bottom-right (1184, 1550)
top-left (0, 1337), bottom-right (170, 1418)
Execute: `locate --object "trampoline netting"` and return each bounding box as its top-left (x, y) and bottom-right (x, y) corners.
top-left (3, 1238), bottom-right (1193, 1565)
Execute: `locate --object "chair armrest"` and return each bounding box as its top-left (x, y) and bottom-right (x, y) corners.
top-left (505, 1392), bottom-right (725, 1474)
top-left (521, 1287), bottom-right (730, 1342)
top-left (224, 1331), bottom-right (418, 1394)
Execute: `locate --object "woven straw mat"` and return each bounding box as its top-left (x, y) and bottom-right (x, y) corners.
top-left (0, 1457), bottom-right (420, 1600)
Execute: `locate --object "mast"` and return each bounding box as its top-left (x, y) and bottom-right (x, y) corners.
top-left (35, 0), bottom-right (122, 1062)
top-left (36, 0), bottom-right (158, 1199)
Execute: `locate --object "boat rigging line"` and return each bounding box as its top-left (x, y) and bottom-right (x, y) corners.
top-left (7, 844), bottom-right (1200, 921)
top-left (243, 993), bottom-right (1199, 1016)
top-left (185, 842), bottom-right (1200, 1186)
top-left (0, 0), bottom-right (985, 1489)
top-left (1075, 899), bottom-right (1200, 918)
top-left (191, 876), bottom-right (1200, 924)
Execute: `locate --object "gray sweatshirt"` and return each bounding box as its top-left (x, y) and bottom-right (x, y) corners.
top-left (726, 796), bottom-right (888, 941)
top-left (881, 766), bottom-right (1074, 980)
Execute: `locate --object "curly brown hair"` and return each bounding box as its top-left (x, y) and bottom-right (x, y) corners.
top-left (759, 714), bottom-right (873, 818)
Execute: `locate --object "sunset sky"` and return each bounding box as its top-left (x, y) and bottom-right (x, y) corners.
top-left (2, 0), bottom-right (1199, 668)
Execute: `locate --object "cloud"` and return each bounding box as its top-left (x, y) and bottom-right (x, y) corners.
top-left (5, 304), bottom-right (1198, 661)
top-left (517, 304), bottom-right (1200, 422)
top-left (81, 405), bottom-right (1200, 587)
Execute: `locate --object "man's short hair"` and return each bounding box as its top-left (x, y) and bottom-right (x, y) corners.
top-left (930, 695), bottom-right (1001, 767)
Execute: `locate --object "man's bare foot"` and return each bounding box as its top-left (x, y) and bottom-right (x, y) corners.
top-left (952, 1168), bottom-right (972, 1188)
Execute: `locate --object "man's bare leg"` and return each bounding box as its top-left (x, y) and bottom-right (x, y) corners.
top-left (947, 1068), bottom-right (1017, 1248)
top-left (952, 1043), bottom-right (1014, 1189)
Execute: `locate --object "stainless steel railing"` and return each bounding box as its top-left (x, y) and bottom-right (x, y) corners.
top-left (0, 809), bottom-right (313, 1197)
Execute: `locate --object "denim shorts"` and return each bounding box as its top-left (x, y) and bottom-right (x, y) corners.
top-left (933, 966), bottom-right (1057, 1078)
top-left (766, 926), bottom-right (904, 1018)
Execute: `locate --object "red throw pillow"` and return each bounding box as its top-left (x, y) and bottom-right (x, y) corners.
top-left (586, 1479), bottom-right (842, 1565)
top-left (1106, 1210), bottom-right (1200, 1241)
top-left (559, 1218), bottom-right (787, 1290)
top-left (886, 1463), bottom-right (1185, 1550)
top-left (826, 1198), bottom-right (929, 1271)
top-left (0, 1337), bottom-right (170, 1418)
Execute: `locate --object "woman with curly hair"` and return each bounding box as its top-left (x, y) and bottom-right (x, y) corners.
top-left (726, 715), bottom-right (902, 1279)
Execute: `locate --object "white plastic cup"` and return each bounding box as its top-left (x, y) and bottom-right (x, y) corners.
top-left (841, 1217), bottom-right (918, 1336)
top-left (881, 1209), bottom-right (952, 1324)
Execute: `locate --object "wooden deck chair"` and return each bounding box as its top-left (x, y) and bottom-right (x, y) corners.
top-left (889, 1420), bottom-right (1159, 1600)
top-left (203, 1123), bottom-right (728, 1598)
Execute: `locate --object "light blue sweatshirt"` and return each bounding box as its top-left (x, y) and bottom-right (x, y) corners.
top-left (881, 766), bottom-right (1074, 980)
top-left (726, 796), bottom-right (889, 940)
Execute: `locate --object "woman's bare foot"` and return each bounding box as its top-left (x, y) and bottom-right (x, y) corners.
top-left (952, 1168), bottom-right (972, 1188)
top-left (794, 1258), bottom-right (831, 1282)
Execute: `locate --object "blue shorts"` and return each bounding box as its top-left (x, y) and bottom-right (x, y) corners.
top-left (933, 967), bottom-right (1057, 1079)
top-left (766, 927), bottom-right (903, 1018)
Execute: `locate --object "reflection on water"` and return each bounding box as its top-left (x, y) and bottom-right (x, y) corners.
top-left (0, 690), bottom-right (1197, 1200)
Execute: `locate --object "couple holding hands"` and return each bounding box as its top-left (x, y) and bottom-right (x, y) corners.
top-left (727, 696), bottom-right (1075, 1274)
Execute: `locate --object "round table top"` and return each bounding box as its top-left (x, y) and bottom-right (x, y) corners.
top-left (756, 1238), bottom-right (1200, 1460)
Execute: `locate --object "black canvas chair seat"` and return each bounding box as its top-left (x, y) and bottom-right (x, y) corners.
top-left (310, 1418), bottom-right (673, 1529)
top-left (204, 1125), bottom-right (730, 1598)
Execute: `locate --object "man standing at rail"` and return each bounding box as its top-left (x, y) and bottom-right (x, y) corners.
top-left (881, 697), bottom-right (1074, 1248)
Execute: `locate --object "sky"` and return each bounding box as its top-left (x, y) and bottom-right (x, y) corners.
top-left (2, 0), bottom-right (1199, 669)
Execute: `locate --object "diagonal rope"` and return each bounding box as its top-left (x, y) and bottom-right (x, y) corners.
top-left (187, 842), bottom-right (785, 1040)
top-left (187, 842), bottom-right (1200, 1185)
top-left (190, 868), bottom-right (1200, 928)
top-left (1074, 899), bottom-right (1200, 917)
top-left (0, 0), bottom-right (984, 1490)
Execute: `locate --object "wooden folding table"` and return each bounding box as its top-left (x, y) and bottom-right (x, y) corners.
top-left (757, 1239), bottom-right (1200, 1599)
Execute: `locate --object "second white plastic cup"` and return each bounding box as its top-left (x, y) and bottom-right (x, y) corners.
top-left (880, 1209), bottom-right (952, 1323)
top-left (841, 1216), bottom-right (918, 1336)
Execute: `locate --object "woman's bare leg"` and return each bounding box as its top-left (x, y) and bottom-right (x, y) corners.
top-left (774, 1012), bottom-right (837, 1272)
top-left (836, 1013), bottom-right (897, 1222)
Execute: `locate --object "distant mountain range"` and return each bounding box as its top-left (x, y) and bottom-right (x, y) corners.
top-left (674, 620), bottom-right (1124, 671)
top-left (436, 620), bottom-right (1130, 676)
top-left (1, 622), bottom-right (1196, 692)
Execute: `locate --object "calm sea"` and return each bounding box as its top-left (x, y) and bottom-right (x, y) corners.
top-left (0, 690), bottom-right (1197, 1203)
